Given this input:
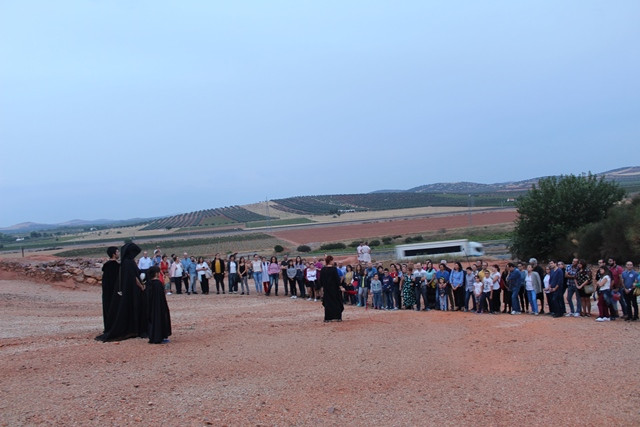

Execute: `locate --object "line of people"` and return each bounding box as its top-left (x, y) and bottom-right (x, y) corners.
top-left (133, 248), bottom-right (640, 322)
top-left (340, 257), bottom-right (639, 322)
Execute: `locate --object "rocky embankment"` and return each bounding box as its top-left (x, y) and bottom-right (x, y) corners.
top-left (0, 258), bottom-right (103, 286)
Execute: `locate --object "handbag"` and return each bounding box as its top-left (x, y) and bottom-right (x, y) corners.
top-left (205, 269), bottom-right (213, 279)
top-left (583, 284), bottom-right (594, 295)
top-left (634, 286), bottom-right (640, 297)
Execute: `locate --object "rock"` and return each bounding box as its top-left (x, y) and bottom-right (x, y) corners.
top-left (85, 277), bottom-right (97, 285)
top-left (83, 267), bottom-right (103, 279)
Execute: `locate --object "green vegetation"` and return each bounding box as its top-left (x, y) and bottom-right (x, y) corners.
top-left (297, 245), bottom-right (311, 253)
top-left (319, 242), bottom-right (347, 251)
top-left (572, 196), bottom-right (640, 262)
top-left (510, 174), bottom-right (625, 260)
top-left (141, 206), bottom-right (274, 231)
top-left (272, 193), bottom-right (517, 215)
top-left (245, 218), bottom-right (315, 228)
top-left (274, 245), bottom-right (284, 253)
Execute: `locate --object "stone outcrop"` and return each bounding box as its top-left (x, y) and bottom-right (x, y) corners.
top-left (0, 258), bottom-right (105, 285)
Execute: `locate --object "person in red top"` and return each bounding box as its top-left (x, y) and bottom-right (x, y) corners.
top-left (608, 257), bottom-right (625, 319)
top-left (159, 255), bottom-right (170, 294)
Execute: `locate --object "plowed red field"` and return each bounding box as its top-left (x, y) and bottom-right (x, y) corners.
top-left (271, 210), bottom-right (517, 244)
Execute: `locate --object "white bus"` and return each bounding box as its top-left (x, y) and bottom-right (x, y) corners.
top-left (395, 239), bottom-right (484, 260)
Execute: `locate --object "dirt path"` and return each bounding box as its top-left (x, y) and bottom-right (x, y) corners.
top-left (1, 277), bottom-right (639, 426)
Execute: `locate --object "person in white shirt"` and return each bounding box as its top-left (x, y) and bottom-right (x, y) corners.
top-left (137, 251), bottom-right (153, 279)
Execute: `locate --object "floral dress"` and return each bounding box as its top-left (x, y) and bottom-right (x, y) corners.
top-left (402, 274), bottom-right (416, 308)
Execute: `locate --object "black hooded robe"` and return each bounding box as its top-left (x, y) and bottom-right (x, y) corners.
top-left (97, 243), bottom-right (148, 341)
top-left (147, 278), bottom-right (172, 344)
top-left (320, 266), bottom-right (344, 321)
top-left (100, 259), bottom-right (120, 334)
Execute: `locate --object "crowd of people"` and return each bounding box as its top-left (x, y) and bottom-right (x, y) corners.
top-left (99, 243), bottom-right (640, 343)
top-left (130, 248), bottom-right (640, 323)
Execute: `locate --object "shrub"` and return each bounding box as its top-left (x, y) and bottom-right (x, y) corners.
top-left (349, 241), bottom-right (360, 248)
top-left (382, 237), bottom-right (393, 245)
top-left (274, 245), bottom-right (284, 253)
top-left (369, 240), bottom-right (380, 247)
top-left (297, 245), bottom-right (311, 253)
top-left (320, 242), bottom-right (347, 251)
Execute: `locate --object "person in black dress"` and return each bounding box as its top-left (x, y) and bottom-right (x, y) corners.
top-left (320, 255), bottom-right (346, 322)
top-left (99, 246), bottom-right (120, 335)
top-left (97, 242), bottom-right (147, 341)
top-left (146, 266), bottom-right (172, 344)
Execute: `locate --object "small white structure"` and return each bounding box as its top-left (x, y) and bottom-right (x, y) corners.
top-left (395, 239), bottom-right (484, 260)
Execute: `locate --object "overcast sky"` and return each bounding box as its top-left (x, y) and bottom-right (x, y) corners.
top-left (1, 1), bottom-right (639, 227)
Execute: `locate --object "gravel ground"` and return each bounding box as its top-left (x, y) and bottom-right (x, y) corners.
top-left (1, 277), bottom-right (639, 426)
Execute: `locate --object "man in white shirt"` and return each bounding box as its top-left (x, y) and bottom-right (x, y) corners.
top-left (137, 251), bottom-right (152, 278)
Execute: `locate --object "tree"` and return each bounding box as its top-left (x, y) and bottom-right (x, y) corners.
top-left (510, 173), bottom-right (625, 260)
top-left (574, 196), bottom-right (640, 262)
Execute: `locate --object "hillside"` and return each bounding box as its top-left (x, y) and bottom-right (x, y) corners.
top-left (2, 167), bottom-right (637, 234)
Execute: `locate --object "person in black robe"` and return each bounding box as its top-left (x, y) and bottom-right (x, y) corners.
top-left (97, 242), bottom-right (148, 341)
top-left (146, 266), bottom-right (172, 344)
top-left (320, 255), bottom-right (346, 322)
top-left (100, 246), bottom-right (120, 335)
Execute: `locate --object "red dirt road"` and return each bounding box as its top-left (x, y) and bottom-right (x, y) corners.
top-left (271, 210), bottom-right (517, 245)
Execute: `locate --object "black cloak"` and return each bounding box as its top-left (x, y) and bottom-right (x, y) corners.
top-left (146, 278), bottom-right (172, 344)
top-left (320, 266), bottom-right (344, 321)
top-left (100, 259), bottom-right (120, 334)
top-left (97, 242), bottom-right (148, 341)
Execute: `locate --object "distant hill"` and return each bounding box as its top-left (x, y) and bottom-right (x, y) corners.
top-left (2, 167), bottom-right (638, 234)
top-left (409, 166), bottom-right (640, 194)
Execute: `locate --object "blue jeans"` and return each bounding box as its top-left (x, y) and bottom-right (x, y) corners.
top-left (527, 289), bottom-right (539, 313)
top-left (465, 289), bottom-right (476, 311)
top-left (253, 271), bottom-right (262, 293)
top-left (189, 273), bottom-right (197, 293)
top-left (268, 273), bottom-right (279, 295)
top-left (383, 289), bottom-right (394, 308)
top-left (511, 285), bottom-right (522, 312)
top-left (372, 291), bottom-right (382, 308)
top-left (358, 287), bottom-right (369, 306)
top-left (566, 285), bottom-right (581, 314)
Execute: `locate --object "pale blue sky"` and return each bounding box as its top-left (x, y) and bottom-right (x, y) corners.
top-left (1, 1), bottom-right (639, 227)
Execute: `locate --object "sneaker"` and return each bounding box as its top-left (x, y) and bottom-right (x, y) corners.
top-left (290, 295), bottom-right (297, 299)
top-left (314, 299), bottom-right (318, 302)
top-left (393, 307), bottom-right (398, 310)
top-left (564, 313), bottom-right (572, 317)
top-left (603, 317), bottom-right (610, 321)
top-left (534, 312), bottom-right (539, 316)
top-left (573, 312), bottom-right (580, 317)
top-left (307, 298), bottom-right (312, 301)
top-left (166, 292), bottom-right (172, 295)
top-left (356, 303), bottom-right (361, 307)
top-left (596, 317), bottom-right (604, 322)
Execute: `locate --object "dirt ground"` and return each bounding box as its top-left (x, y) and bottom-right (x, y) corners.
top-left (1, 274), bottom-right (639, 426)
top-left (271, 211), bottom-right (517, 245)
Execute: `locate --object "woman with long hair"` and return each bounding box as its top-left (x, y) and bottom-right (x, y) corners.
top-left (196, 256), bottom-right (210, 295)
top-left (286, 259), bottom-right (297, 299)
top-left (267, 256), bottom-right (280, 296)
top-left (401, 264), bottom-right (416, 310)
top-left (238, 256), bottom-right (249, 295)
top-left (596, 266), bottom-right (613, 322)
top-left (450, 261), bottom-right (465, 311)
top-left (306, 262), bottom-right (318, 301)
top-left (343, 264), bottom-right (356, 305)
top-left (576, 260), bottom-right (593, 317)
